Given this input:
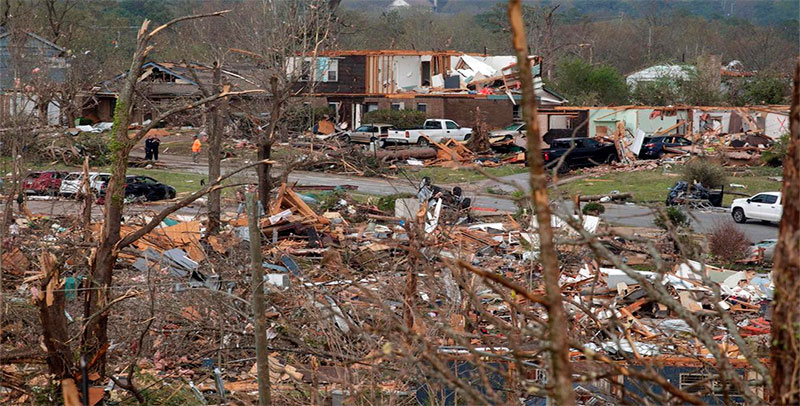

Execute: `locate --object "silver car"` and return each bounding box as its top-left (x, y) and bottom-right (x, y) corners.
top-left (59, 172), bottom-right (111, 197)
top-left (344, 123), bottom-right (395, 144)
top-left (490, 122), bottom-right (527, 149)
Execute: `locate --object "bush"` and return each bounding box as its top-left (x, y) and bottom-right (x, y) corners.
top-left (708, 221), bottom-right (751, 263)
top-left (362, 109), bottom-right (427, 129)
top-left (654, 206), bottom-right (691, 230)
top-left (761, 133), bottom-right (789, 166)
top-left (376, 193), bottom-right (416, 212)
top-left (681, 159), bottom-right (727, 189)
top-left (582, 202), bottom-right (605, 215)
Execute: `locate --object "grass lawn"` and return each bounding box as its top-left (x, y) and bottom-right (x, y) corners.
top-left (553, 165), bottom-right (783, 206)
top-left (127, 168), bottom-right (206, 194)
top-left (403, 165), bottom-right (528, 183)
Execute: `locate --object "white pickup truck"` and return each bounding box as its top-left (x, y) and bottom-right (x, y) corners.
top-left (385, 119), bottom-right (472, 146)
top-left (731, 192), bottom-right (782, 223)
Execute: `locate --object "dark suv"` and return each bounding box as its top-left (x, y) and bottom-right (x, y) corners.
top-left (98, 175), bottom-right (176, 203)
top-left (639, 135), bottom-right (692, 159)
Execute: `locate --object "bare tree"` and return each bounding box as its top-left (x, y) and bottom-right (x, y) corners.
top-left (82, 11), bottom-right (264, 376)
top-left (230, 0), bottom-right (336, 208)
top-left (508, 0), bottom-right (575, 404)
top-left (771, 58), bottom-right (800, 406)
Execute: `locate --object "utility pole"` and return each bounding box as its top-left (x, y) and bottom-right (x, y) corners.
top-left (247, 193), bottom-right (271, 406)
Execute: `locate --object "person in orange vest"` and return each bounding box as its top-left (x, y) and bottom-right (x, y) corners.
top-left (191, 135), bottom-right (202, 163)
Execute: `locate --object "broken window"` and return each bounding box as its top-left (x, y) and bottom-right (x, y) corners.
top-left (366, 103), bottom-right (378, 113)
top-left (391, 103), bottom-right (404, 111)
top-left (300, 60), bottom-right (311, 82)
top-left (416, 103), bottom-right (427, 113)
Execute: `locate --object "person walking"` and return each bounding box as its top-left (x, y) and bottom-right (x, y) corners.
top-left (191, 135), bottom-right (202, 163)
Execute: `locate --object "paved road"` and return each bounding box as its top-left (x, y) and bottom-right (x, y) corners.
top-left (18, 153), bottom-right (776, 242)
top-left (601, 203), bottom-right (777, 242)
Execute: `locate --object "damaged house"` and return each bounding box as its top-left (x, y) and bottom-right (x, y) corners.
top-left (79, 61), bottom-right (259, 125)
top-left (290, 50), bottom-right (569, 130)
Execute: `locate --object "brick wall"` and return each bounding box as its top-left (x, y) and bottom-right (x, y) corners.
top-left (443, 98), bottom-right (514, 130)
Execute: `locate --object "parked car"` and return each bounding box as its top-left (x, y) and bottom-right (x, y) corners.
top-left (98, 175), bottom-right (176, 203)
top-left (59, 172), bottom-right (112, 197)
top-left (22, 171), bottom-right (68, 195)
top-left (385, 119), bottom-right (472, 146)
top-left (344, 123), bottom-right (395, 145)
top-left (731, 192), bottom-right (782, 223)
top-left (539, 137), bottom-right (618, 172)
top-left (639, 135), bottom-right (692, 159)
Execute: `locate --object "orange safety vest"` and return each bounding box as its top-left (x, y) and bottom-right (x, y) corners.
top-left (192, 139), bottom-right (202, 152)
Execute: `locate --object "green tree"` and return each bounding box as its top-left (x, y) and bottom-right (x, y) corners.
top-left (743, 75), bottom-right (790, 105)
top-left (630, 76), bottom-right (682, 105)
top-left (551, 57), bottom-right (628, 105)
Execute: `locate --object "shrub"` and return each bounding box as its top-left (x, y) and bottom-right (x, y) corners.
top-left (582, 202), bottom-right (605, 215)
top-left (708, 221), bottom-right (751, 263)
top-left (654, 206), bottom-right (691, 230)
top-left (376, 193), bottom-right (415, 212)
top-left (362, 109), bottom-right (427, 129)
top-left (761, 133), bottom-right (789, 166)
top-left (680, 159), bottom-right (727, 189)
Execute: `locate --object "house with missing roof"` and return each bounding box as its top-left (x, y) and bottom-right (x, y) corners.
top-left (79, 61), bottom-right (259, 124)
top-left (289, 50), bottom-right (570, 131)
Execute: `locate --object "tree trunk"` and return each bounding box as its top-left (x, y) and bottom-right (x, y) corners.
top-left (84, 142), bottom-right (129, 376)
top-left (207, 62), bottom-right (223, 235)
top-left (247, 193), bottom-right (271, 406)
top-left (37, 253), bottom-right (74, 379)
top-left (771, 58), bottom-right (800, 406)
top-left (84, 39), bottom-right (140, 375)
top-left (508, 1), bottom-right (576, 404)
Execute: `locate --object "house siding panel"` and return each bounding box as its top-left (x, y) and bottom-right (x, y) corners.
top-left (314, 55), bottom-right (366, 94)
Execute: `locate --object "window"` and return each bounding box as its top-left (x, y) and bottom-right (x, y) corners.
top-left (445, 121), bottom-right (459, 130)
top-left (416, 103), bottom-right (427, 112)
top-left (423, 121), bottom-right (440, 130)
top-left (65, 173), bottom-right (81, 181)
top-left (763, 194), bottom-right (778, 204)
top-left (300, 60), bottom-right (311, 81)
top-left (391, 103), bottom-right (404, 111)
top-left (679, 373), bottom-right (741, 396)
top-left (512, 104), bottom-right (522, 121)
top-left (355, 126), bottom-right (372, 133)
top-left (679, 373), bottom-right (709, 393)
top-left (750, 194), bottom-right (766, 203)
top-left (366, 103), bottom-right (379, 113)
top-left (326, 59), bottom-right (338, 82)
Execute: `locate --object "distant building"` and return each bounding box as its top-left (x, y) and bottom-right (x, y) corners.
top-left (0, 30), bottom-right (68, 125)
